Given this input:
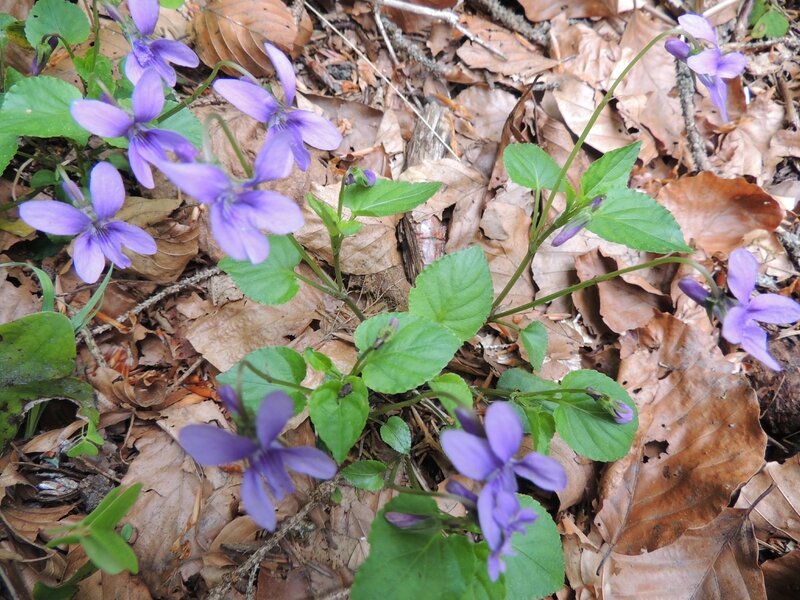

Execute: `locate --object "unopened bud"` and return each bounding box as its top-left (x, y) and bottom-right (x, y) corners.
top-left (385, 512), bottom-right (433, 530)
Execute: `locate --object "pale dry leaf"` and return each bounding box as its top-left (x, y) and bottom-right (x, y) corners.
top-left (295, 183), bottom-right (402, 275)
top-left (0, 265), bottom-right (40, 325)
top-left (456, 15), bottom-right (557, 81)
top-left (714, 96), bottom-right (785, 183)
top-left (1, 504), bottom-right (74, 544)
top-left (734, 456), bottom-right (800, 542)
top-left (613, 11), bottom-right (683, 156)
top-left (553, 77), bottom-right (645, 157)
top-left (77, 570), bottom-right (153, 600)
top-left (120, 425), bottom-right (240, 598)
top-left (656, 173), bottom-right (784, 255)
top-left (595, 314), bottom-right (766, 554)
top-left (327, 485), bottom-right (395, 571)
top-left (454, 85), bottom-right (518, 143)
top-left (127, 219), bottom-right (199, 283)
top-left (601, 509), bottom-right (766, 600)
top-left (517, 0), bottom-right (613, 21)
top-left (185, 278), bottom-right (324, 371)
top-left (193, 0), bottom-right (312, 77)
top-left (549, 14), bottom-right (620, 89)
top-left (762, 549), bottom-right (800, 600)
top-left (548, 435), bottom-right (596, 511)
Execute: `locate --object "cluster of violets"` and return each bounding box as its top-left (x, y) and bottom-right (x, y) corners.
top-left (665, 13), bottom-right (746, 122)
top-left (18, 0), bottom-right (342, 282)
top-left (680, 249), bottom-right (800, 371)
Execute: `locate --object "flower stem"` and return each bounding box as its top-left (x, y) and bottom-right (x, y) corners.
top-left (492, 255), bottom-right (709, 319)
top-left (370, 389), bottom-right (467, 417)
top-left (202, 113), bottom-right (252, 179)
top-left (241, 361), bottom-right (313, 393)
top-left (490, 30), bottom-right (673, 312)
top-left (156, 61), bottom-right (261, 123)
top-left (288, 235), bottom-right (366, 321)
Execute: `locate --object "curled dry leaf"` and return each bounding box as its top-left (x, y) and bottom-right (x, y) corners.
top-left (193, 0), bottom-right (312, 77)
top-left (77, 570), bottom-right (153, 600)
top-left (601, 509), bottom-right (766, 600)
top-left (656, 173), bottom-right (784, 255)
top-left (734, 456), bottom-right (800, 542)
top-left (594, 314), bottom-right (766, 554)
top-left (549, 15), bottom-right (619, 89)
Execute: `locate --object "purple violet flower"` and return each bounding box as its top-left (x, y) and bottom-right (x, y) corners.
top-left (440, 402), bottom-right (566, 580)
top-left (18, 162), bottom-right (157, 283)
top-left (344, 168), bottom-right (377, 187)
top-left (71, 69), bottom-right (196, 189)
top-left (551, 197), bottom-right (603, 247)
top-left (212, 43), bottom-right (342, 180)
top-left (610, 400), bottom-right (634, 425)
top-left (665, 13), bottom-right (746, 122)
top-left (384, 512), bottom-right (434, 530)
top-left (218, 385), bottom-right (243, 417)
top-left (678, 277), bottom-right (712, 305)
top-left (116, 0), bottom-right (199, 86)
top-left (157, 160), bottom-right (303, 263)
top-left (179, 390), bottom-right (337, 531)
top-left (721, 249), bottom-right (800, 371)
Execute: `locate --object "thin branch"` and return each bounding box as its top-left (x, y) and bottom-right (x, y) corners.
top-left (674, 60), bottom-right (711, 172)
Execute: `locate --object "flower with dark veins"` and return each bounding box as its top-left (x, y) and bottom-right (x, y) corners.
top-left (440, 403), bottom-right (566, 580)
top-left (113, 0), bottom-right (199, 86)
top-left (212, 42), bottom-right (342, 180)
top-left (179, 391), bottom-right (337, 531)
top-left (19, 162), bottom-right (157, 283)
top-left (71, 69), bottom-right (196, 188)
top-left (158, 160), bottom-right (303, 263)
top-left (721, 249), bottom-right (800, 371)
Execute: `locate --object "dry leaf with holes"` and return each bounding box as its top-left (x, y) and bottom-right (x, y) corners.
top-left (600, 509), bottom-right (766, 599)
top-left (517, 0), bottom-right (613, 22)
top-left (193, 0), bottom-right (312, 76)
top-left (656, 173), bottom-right (784, 255)
top-left (594, 314), bottom-right (766, 554)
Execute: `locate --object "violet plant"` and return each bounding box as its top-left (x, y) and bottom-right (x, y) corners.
top-left (1, 2), bottom-right (798, 598)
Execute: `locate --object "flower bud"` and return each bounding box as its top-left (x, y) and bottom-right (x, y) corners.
top-left (551, 197), bottom-right (603, 247)
top-left (665, 38), bottom-right (691, 61)
top-left (610, 400), bottom-right (634, 425)
top-left (218, 385), bottom-right (243, 417)
top-left (678, 277), bottom-right (711, 305)
top-left (385, 512), bottom-right (434, 530)
top-left (344, 167), bottom-right (377, 187)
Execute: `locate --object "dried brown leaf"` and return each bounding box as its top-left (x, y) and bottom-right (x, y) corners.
top-left (595, 314), bottom-right (766, 554)
top-left (734, 456), bottom-right (800, 542)
top-left (601, 509), bottom-right (766, 599)
top-left (762, 549), bottom-right (800, 600)
top-left (517, 0), bottom-right (613, 21)
top-left (456, 15), bottom-right (557, 80)
top-left (656, 173), bottom-right (784, 255)
top-left (193, 0), bottom-right (312, 77)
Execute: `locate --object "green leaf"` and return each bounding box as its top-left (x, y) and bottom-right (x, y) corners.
top-left (309, 377), bottom-right (369, 463)
top-left (303, 348), bottom-right (341, 377)
top-left (0, 14), bottom-right (17, 51)
top-left (219, 236), bottom-right (301, 305)
top-left (352, 495), bottom-right (478, 600)
top-left (380, 416), bottom-right (411, 454)
top-left (503, 144), bottom-right (566, 193)
top-left (355, 312), bottom-right (461, 394)
top-left (523, 407), bottom-right (556, 454)
top-left (73, 54), bottom-right (115, 99)
top-left (0, 76), bottom-right (87, 143)
top-left (82, 528), bottom-right (139, 575)
top-left (159, 102), bottom-right (203, 148)
top-left (33, 561), bottom-right (96, 600)
top-left (463, 543), bottom-right (504, 600)
top-left (25, 0), bottom-right (90, 48)
top-left (1, 262), bottom-right (55, 312)
top-left (519, 322), bottom-right (547, 371)
top-left (586, 188), bottom-right (691, 253)
top-left (504, 496), bottom-right (564, 599)
top-left (341, 460), bottom-right (387, 491)
top-left (70, 267), bottom-right (112, 331)
top-left (497, 368), bottom-right (557, 396)
top-left (408, 246), bottom-right (493, 342)
top-left (553, 370), bottom-right (637, 461)
top-left (429, 373), bottom-right (473, 417)
top-left (160, 0), bottom-right (185, 7)
top-left (343, 179), bottom-right (442, 217)
top-left (751, 8), bottom-right (789, 39)
top-left (85, 484), bottom-right (142, 530)
top-left (217, 346), bottom-right (307, 410)
top-left (580, 142), bottom-right (640, 200)
top-left (0, 312), bottom-right (75, 386)
top-left (0, 133), bottom-right (17, 173)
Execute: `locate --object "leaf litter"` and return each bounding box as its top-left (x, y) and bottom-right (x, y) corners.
top-left (1, 0), bottom-right (799, 598)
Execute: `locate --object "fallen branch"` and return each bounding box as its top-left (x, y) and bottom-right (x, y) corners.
top-left (675, 60), bottom-right (711, 173)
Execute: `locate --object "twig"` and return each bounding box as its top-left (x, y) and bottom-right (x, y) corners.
top-left (207, 476), bottom-right (342, 600)
top-left (375, 0), bottom-right (507, 60)
top-left (374, 6), bottom-right (400, 66)
top-left (675, 60), bottom-right (711, 172)
top-left (723, 35), bottom-right (800, 51)
top-left (703, 0), bottom-right (742, 19)
top-left (467, 0), bottom-right (549, 46)
top-left (89, 266), bottom-right (220, 337)
top-left (303, 1), bottom-right (459, 160)
top-left (380, 16), bottom-right (445, 74)
top-left (776, 74), bottom-right (799, 129)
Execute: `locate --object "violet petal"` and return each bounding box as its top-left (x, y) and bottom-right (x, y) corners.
top-left (739, 323), bottom-right (781, 371)
top-left (19, 200), bottom-right (89, 236)
top-left (264, 42), bottom-right (297, 106)
top-left (252, 129), bottom-right (295, 181)
top-left (150, 38), bottom-right (199, 68)
top-left (440, 429), bottom-right (498, 481)
top-left (727, 248), bottom-right (759, 303)
top-left (237, 190), bottom-right (304, 234)
top-left (286, 110), bottom-right (343, 150)
top-left (716, 52), bottom-right (746, 79)
top-left (687, 48), bottom-right (721, 75)
top-left (158, 161), bottom-right (231, 203)
top-left (677, 13), bottom-right (717, 45)
top-left (746, 294), bottom-right (800, 325)
top-left (280, 447), bottom-right (337, 479)
top-left (130, 0), bottom-right (159, 36)
top-left (105, 221), bottom-right (157, 255)
top-left (721, 305), bottom-right (749, 344)
top-left (213, 78), bottom-right (277, 123)
top-left (132, 68), bottom-right (165, 122)
top-left (512, 453), bottom-right (567, 492)
top-left (71, 100), bottom-right (132, 138)
top-left (179, 424), bottom-right (258, 465)
top-left (256, 391), bottom-right (294, 446)
top-left (208, 202), bottom-right (271, 263)
top-left (72, 233), bottom-right (106, 283)
top-left (241, 468), bottom-right (277, 531)
top-left (484, 402), bottom-right (522, 464)
top-left (89, 162), bottom-right (126, 219)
